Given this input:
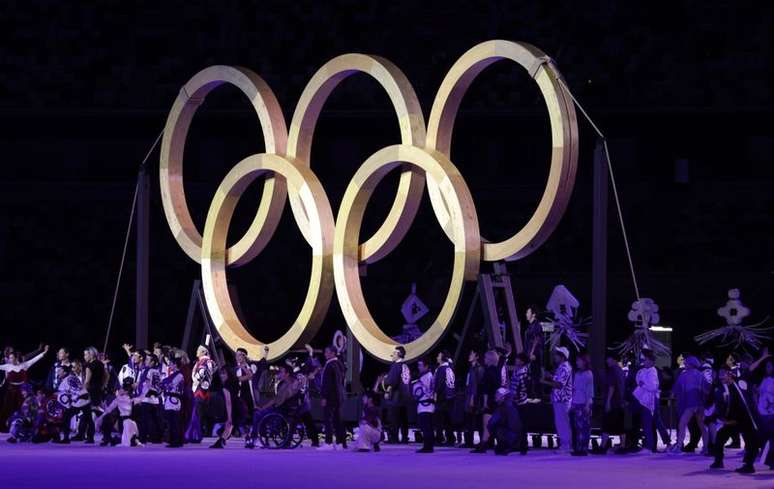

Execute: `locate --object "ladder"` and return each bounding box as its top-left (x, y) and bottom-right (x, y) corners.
top-left (452, 262), bottom-right (523, 364)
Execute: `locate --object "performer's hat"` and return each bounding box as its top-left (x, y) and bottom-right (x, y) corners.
top-left (554, 346), bottom-right (570, 360)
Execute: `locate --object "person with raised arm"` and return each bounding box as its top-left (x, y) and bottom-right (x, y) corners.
top-left (0, 345), bottom-right (48, 432)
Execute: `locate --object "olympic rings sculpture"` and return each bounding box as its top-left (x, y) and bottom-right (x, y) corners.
top-left (160, 40), bottom-right (578, 362)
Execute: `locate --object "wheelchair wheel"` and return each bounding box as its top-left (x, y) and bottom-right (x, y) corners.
top-left (288, 422), bottom-right (305, 449)
top-left (258, 413), bottom-right (290, 449)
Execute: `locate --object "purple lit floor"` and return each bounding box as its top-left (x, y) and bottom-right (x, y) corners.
top-left (0, 434), bottom-right (771, 489)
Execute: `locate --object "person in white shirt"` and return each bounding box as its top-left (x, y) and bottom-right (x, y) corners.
top-left (118, 346), bottom-right (144, 387)
top-left (56, 364), bottom-right (91, 443)
top-left (96, 377), bottom-right (142, 447)
top-left (413, 358), bottom-right (435, 453)
top-left (632, 349), bottom-right (669, 452)
top-left (541, 347), bottom-right (573, 453)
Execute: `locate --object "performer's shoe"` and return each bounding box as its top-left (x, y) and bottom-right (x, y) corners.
top-left (735, 465), bottom-right (755, 474)
top-left (7, 437), bottom-right (17, 444)
top-left (166, 443), bottom-right (183, 448)
top-left (99, 439), bottom-right (110, 447)
top-left (709, 461), bottom-right (724, 469)
top-left (316, 443), bottom-right (338, 451)
top-left (570, 450), bottom-right (588, 456)
top-left (470, 444), bottom-right (487, 454)
top-left (209, 437), bottom-right (226, 449)
top-left (70, 435), bottom-right (84, 442)
top-left (416, 447), bottom-right (434, 453)
top-left (244, 439), bottom-right (255, 449)
top-left (84, 438), bottom-right (94, 444)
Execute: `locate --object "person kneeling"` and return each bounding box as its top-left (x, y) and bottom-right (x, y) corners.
top-left (356, 392), bottom-right (382, 452)
top-left (96, 377), bottom-right (142, 447)
top-left (487, 388), bottom-right (523, 456)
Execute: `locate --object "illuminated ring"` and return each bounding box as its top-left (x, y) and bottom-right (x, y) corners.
top-left (160, 65), bottom-right (288, 267)
top-left (426, 40), bottom-right (578, 262)
top-left (287, 54), bottom-right (427, 264)
top-left (201, 153), bottom-right (334, 362)
top-left (333, 145), bottom-right (480, 362)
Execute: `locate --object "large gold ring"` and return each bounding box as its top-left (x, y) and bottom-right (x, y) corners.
top-left (200, 153), bottom-right (334, 362)
top-left (287, 54), bottom-right (427, 264)
top-left (426, 40), bottom-right (578, 261)
top-left (160, 65), bottom-right (288, 267)
top-left (333, 145), bottom-right (480, 362)
top-left (161, 41), bottom-right (578, 361)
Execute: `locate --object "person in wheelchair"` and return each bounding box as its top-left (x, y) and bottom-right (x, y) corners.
top-left (245, 364), bottom-right (301, 449)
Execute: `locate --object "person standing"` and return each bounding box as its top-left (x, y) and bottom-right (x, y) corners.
top-left (414, 357), bottom-right (435, 453)
top-left (463, 350), bottom-right (485, 448)
top-left (384, 346), bottom-right (410, 444)
top-left (757, 357), bottom-right (774, 469)
top-left (235, 346), bottom-right (268, 423)
top-left (83, 347), bottom-right (105, 409)
top-left (670, 355), bottom-right (710, 454)
top-left (318, 345), bottom-right (346, 450)
top-left (185, 345), bottom-right (215, 443)
top-left (118, 346), bottom-right (144, 387)
top-left (0, 346), bottom-right (48, 432)
top-left (632, 349), bottom-right (667, 452)
top-left (46, 348), bottom-right (71, 392)
top-left (433, 350), bottom-right (456, 446)
top-left (161, 356), bottom-right (185, 448)
top-left (209, 366), bottom-right (242, 449)
top-left (472, 350), bottom-right (501, 453)
top-left (541, 347), bottom-right (573, 453)
top-left (137, 353), bottom-right (164, 444)
top-left (709, 366), bottom-right (760, 474)
top-left (510, 352), bottom-right (530, 454)
top-left (524, 305), bottom-right (545, 401)
top-left (594, 352), bottom-right (626, 454)
top-left (56, 364), bottom-right (92, 443)
top-left (570, 352), bottom-right (594, 456)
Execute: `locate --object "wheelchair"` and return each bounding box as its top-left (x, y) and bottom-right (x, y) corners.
top-left (257, 410), bottom-right (306, 449)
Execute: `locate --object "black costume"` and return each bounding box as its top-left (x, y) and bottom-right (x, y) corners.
top-left (320, 357), bottom-right (346, 446)
top-left (434, 362), bottom-right (456, 445)
top-left (384, 361), bottom-right (410, 443)
top-left (711, 381), bottom-right (759, 468)
top-left (487, 398), bottom-right (523, 455)
top-left (463, 361), bottom-right (485, 447)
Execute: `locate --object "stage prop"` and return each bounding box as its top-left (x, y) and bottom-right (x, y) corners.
top-left (544, 285), bottom-right (589, 351)
top-left (614, 298), bottom-right (670, 360)
top-left (393, 283), bottom-right (430, 344)
top-left (159, 40), bottom-right (578, 362)
top-left (694, 288), bottom-right (771, 352)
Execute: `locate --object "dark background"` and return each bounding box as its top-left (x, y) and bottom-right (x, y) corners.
top-left (1, 1), bottom-right (772, 378)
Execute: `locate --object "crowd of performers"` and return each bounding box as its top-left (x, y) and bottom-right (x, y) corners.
top-left (1, 306), bottom-right (773, 475)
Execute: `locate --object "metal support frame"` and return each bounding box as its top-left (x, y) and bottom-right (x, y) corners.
top-left (591, 138), bottom-right (608, 372)
top-left (135, 166), bottom-right (149, 350)
top-left (452, 263), bottom-right (524, 364)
